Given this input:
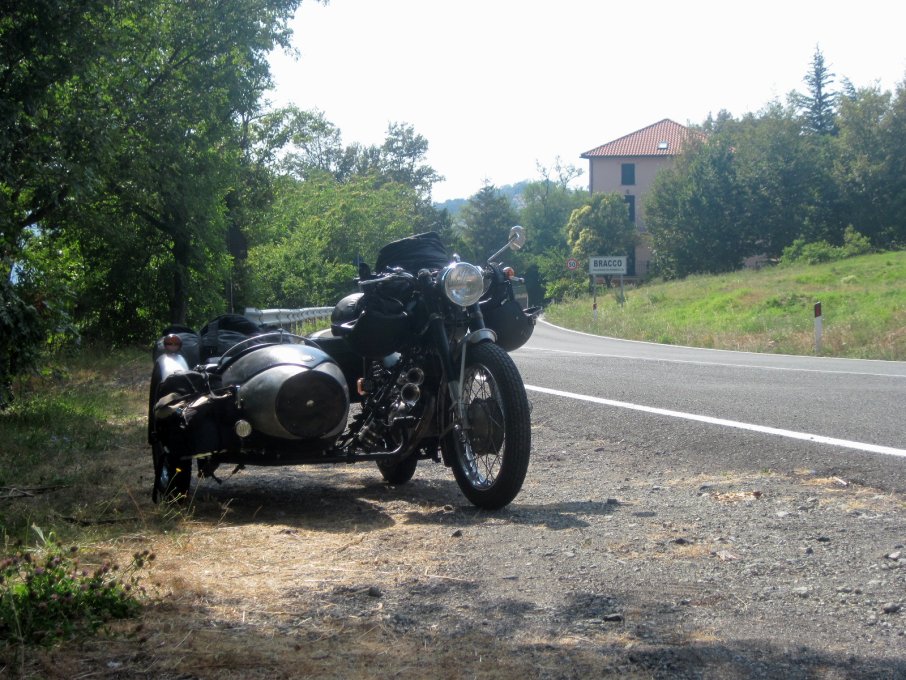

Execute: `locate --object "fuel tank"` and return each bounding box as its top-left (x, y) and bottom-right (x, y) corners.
top-left (221, 343), bottom-right (349, 440)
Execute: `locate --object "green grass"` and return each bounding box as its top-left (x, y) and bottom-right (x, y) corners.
top-left (0, 347), bottom-right (163, 658)
top-left (544, 251), bottom-right (906, 360)
top-left (0, 347), bottom-right (152, 544)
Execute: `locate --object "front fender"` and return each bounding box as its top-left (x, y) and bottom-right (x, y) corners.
top-left (463, 328), bottom-right (497, 345)
top-left (156, 352), bottom-right (190, 382)
top-left (148, 353), bottom-right (191, 444)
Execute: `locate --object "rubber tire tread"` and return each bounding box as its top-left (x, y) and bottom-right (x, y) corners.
top-left (446, 342), bottom-right (531, 509)
top-left (377, 455), bottom-right (419, 485)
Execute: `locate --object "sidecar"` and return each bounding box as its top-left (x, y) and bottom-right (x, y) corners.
top-left (147, 314), bottom-right (362, 500)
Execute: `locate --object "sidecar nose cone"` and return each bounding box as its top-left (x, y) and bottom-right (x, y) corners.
top-left (275, 369), bottom-right (348, 439)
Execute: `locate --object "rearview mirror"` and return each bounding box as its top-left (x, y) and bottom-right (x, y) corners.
top-left (508, 225), bottom-right (526, 251)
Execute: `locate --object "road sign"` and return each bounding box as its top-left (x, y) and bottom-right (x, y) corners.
top-left (589, 256), bottom-right (627, 275)
top-left (566, 258), bottom-right (578, 271)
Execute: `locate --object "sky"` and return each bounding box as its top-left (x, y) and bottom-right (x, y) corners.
top-left (268, 0), bottom-right (906, 203)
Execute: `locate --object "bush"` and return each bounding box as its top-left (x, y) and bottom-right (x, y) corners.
top-left (842, 226), bottom-right (872, 257)
top-left (780, 228), bottom-right (872, 266)
top-left (0, 538), bottom-right (151, 646)
top-left (543, 276), bottom-right (587, 303)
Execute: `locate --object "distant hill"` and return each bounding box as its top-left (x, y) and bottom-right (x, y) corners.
top-left (434, 180), bottom-right (530, 216)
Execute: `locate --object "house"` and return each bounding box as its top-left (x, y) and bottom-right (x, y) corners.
top-left (580, 119), bottom-right (704, 278)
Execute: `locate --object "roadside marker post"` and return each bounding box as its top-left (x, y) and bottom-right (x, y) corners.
top-left (814, 301), bottom-right (823, 354)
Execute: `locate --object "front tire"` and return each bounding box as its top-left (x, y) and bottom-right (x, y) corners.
top-left (377, 455), bottom-right (418, 485)
top-left (443, 342), bottom-right (530, 509)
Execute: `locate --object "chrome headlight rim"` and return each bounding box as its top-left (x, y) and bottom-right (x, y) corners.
top-left (441, 262), bottom-right (484, 307)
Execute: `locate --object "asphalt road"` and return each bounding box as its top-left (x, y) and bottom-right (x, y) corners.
top-left (511, 319), bottom-right (906, 493)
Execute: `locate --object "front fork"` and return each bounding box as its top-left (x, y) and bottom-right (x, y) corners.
top-left (428, 303), bottom-right (497, 429)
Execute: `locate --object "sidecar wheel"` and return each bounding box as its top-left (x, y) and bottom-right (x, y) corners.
top-left (443, 342), bottom-right (530, 510)
top-left (376, 455), bottom-right (418, 485)
top-left (151, 441), bottom-right (191, 502)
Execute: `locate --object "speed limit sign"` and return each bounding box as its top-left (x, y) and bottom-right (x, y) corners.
top-left (566, 258), bottom-right (578, 271)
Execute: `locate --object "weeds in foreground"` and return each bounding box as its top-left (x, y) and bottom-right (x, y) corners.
top-left (0, 530), bottom-right (153, 647)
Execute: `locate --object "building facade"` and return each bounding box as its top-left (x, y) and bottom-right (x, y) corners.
top-left (581, 119), bottom-right (704, 278)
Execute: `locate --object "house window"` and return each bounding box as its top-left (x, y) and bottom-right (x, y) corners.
top-left (621, 163), bottom-right (635, 186)
top-left (624, 195), bottom-right (636, 223)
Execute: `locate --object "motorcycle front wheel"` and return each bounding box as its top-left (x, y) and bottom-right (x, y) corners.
top-left (443, 342), bottom-right (531, 510)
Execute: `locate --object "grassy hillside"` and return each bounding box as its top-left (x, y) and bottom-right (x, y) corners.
top-left (543, 251), bottom-right (906, 361)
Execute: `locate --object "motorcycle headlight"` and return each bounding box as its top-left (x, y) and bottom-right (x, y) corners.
top-left (441, 262), bottom-right (484, 307)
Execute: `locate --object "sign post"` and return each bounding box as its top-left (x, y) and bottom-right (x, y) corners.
top-left (589, 256), bottom-right (628, 309)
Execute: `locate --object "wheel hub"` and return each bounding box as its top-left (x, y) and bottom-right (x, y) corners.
top-left (466, 397), bottom-right (504, 454)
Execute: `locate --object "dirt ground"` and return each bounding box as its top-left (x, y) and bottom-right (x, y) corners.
top-left (5, 391), bottom-right (906, 680)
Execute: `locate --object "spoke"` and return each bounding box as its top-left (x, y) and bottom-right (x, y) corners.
top-left (458, 363), bottom-right (506, 489)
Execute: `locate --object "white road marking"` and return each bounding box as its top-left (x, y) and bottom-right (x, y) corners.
top-left (522, 346), bottom-right (906, 379)
top-left (524, 384), bottom-right (906, 459)
top-left (530, 319), bottom-right (906, 378)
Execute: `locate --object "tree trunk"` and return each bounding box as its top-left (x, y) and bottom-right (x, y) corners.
top-left (169, 235), bottom-right (190, 324)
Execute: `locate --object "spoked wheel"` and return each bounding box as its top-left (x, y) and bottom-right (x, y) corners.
top-left (443, 342), bottom-right (531, 509)
top-left (376, 455), bottom-right (418, 485)
top-left (151, 440), bottom-right (191, 502)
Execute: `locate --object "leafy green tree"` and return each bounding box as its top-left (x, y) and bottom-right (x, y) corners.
top-left (875, 78), bottom-right (906, 246)
top-left (520, 159), bottom-right (586, 253)
top-left (728, 104), bottom-right (818, 255)
top-left (69, 0), bottom-right (305, 332)
top-left (832, 84), bottom-right (897, 246)
top-left (509, 160), bottom-right (585, 304)
top-left (1, 0), bottom-right (114, 381)
top-left (247, 174), bottom-right (421, 307)
top-left (0, 0), bottom-right (109, 264)
top-left (645, 137), bottom-right (748, 278)
top-left (266, 107), bottom-right (346, 179)
top-left (565, 192), bottom-right (637, 265)
top-left (379, 123), bottom-right (443, 201)
top-left (457, 184), bottom-right (519, 263)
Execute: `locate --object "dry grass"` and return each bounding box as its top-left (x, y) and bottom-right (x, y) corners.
top-left (5, 353), bottom-right (906, 678)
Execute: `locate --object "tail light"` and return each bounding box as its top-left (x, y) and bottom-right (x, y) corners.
top-left (162, 334), bottom-right (182, 353)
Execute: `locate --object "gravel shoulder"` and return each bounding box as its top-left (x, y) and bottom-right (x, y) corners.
top-left (16, 392), bottom-right (906, 679)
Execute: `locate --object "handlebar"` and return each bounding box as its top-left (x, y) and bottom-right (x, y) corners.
top-left (358, 267), bottom-right (416, 292)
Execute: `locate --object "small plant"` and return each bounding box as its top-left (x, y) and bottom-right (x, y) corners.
top-left (781, 228), bottom-right (872, 266)
top-left (0, 538), bottom-right (153, 646)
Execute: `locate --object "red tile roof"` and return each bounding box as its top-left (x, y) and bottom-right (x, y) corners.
top-left (581, 119), bottom-right (705, 158)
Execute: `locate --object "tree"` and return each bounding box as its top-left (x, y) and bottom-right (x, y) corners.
top-left (68, 0), bottom-right (305, 332)
top-left (794, 46), bottom-right (839, 136)
top-left (879, 78), bottom-right (906, 246)
top-left (646, 137), bottom-right (749, 278)
top-left (379, 123), bottom-right (444, 202)
top-left (247, 174), bottom-right (421, 308)
top-left (0, 0), bottom-right (109, 264)
top-left (833, 84), bottom-right (897, 246)
top-left (457, 184), bottom-right (519, 263)
top-left (729, 104), bottom-right (819, 255)
top-left (519, 159), bottom-right (586, 253)
top-left (267, 107), bottom-right (346, 179)
top-left (565, 192), bottom-right (636, 265)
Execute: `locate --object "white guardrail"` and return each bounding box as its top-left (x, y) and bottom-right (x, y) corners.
top-left (243, 307), bottom-right (333, 327)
